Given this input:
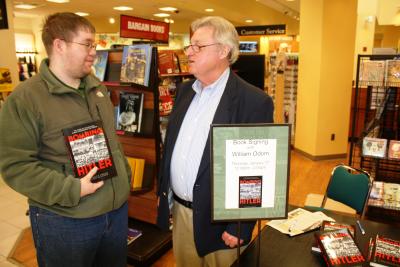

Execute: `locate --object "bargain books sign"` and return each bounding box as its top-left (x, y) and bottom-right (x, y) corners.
top-left (120, 15), bottom-right (169, 43)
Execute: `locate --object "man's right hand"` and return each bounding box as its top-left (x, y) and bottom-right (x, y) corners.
top-left (80, 167), bottom-right (104, 197)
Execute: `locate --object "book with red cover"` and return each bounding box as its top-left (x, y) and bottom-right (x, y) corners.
top-left (321, 221), bottom-right (356, 237)
top-left (315, 228), bottom-right (365, 266)
top-left (158, 50), bottom-right (179, 75)
top-left (62, 121), bottom-right (117, 182)
top-left (369, 235), bottom-right (400, 267)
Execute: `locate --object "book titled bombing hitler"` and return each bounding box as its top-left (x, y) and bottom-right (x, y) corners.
top-left (63, 121), bottom-right (117, 182)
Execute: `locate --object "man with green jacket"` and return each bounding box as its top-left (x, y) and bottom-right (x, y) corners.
top-left (0, 12), bottom-right (131, 267)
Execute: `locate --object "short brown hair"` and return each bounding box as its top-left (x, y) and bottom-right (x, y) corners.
top-left (42, 12), bottom-right (95, 56)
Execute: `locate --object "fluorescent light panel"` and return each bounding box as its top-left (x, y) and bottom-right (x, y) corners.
top-left (14, 3), bottom-right (37, 9)
top-left (75, 12), bottom-right (89, 16)
top-left (113, 6), bottom-right (133, 11)
top-left (46, 0), bottom-right (69, 3)
top-left (205, 8), bottom-right (214, 12)
top-left (159, 7), bottom-right (177, 12)
top-left (153, 13), bottom-right (170, 17)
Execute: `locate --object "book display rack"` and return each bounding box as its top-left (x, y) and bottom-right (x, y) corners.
top-left (349, 54), bottom-right (400, 222)
top-left (101, 46), bottom-right (171, 264)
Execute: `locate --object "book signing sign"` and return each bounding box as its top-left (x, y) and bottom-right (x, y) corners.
top-left (120, 15), bottom-right (169, 43)
top-left (211, 124), bottom-right (290, 221)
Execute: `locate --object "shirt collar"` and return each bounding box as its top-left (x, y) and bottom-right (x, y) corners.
top-left (192, 68), bottom-right (230, 95)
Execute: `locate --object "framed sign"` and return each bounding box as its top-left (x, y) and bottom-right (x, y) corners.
top-left (0, 0), bottom-right (9, 30)
top-left (211, 123), bottom-right (290, 221)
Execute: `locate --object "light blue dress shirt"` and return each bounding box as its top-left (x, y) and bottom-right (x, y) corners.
top-left (170, 68), bottom-right (230, 201)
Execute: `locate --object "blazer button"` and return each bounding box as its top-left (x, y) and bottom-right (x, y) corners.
top-left (163, 192), bottom-right (167, 196)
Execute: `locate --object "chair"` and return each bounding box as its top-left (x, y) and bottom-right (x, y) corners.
top-left (304, 164), bottom-right (372, 218)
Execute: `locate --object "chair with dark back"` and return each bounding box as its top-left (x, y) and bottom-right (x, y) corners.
top-left (304, 164), bottom-right (372, 218)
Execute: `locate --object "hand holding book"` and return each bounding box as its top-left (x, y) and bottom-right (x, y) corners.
top-left (80, 167), bottom-right (104, 197)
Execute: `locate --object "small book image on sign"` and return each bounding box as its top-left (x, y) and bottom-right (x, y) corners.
top-left (362, 137), bottom-right (387, 159)
top-left (238, 176), bottom-right (262, 208)
top-left (62, 121), bottom-right (117, 182)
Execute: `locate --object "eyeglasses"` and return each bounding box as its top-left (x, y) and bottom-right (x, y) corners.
top-left (183, 43), bottom-right (220, 53)
top-left (61, 39), bottom-right (97, 50)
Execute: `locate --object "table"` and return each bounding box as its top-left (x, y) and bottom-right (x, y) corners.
top-left (233, 208), bottom-right (400, 267)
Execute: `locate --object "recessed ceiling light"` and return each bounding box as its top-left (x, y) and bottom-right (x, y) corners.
top-left (205, 8), bottom-right (214, 12)
top-left (46, 0), bottom-right (69, 3)
top-left (14, 3), bottom-right (38, 9)
top-left (245, 19), bottom-right (253, 23)
top-left (75, 12), bottom-right (89, 17)
top-left (159, 7), bottom-right (177, 12)
top-left (109, 17), bottom-right (115, 24)
top-left (286, 0), bottom-right (295, 2)
top-left (113, 6), bottom-right (133, 11)
top-left (153, 13), bottom-right (170, 18)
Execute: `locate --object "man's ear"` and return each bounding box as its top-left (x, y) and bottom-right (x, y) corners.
top-left (52, 39), bottom-right (65, 54)
top-left (219, 45), bottom-right (230, 59)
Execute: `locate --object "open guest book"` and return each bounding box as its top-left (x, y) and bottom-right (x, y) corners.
top-left (267, 208), bottom-right (334, 236)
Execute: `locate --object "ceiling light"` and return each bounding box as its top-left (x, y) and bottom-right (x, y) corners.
top-left (159, 7), bottom-right (177, 12)
top-left (46, 0), bottom-right (69, 3)
top-left (109, 17), bottom-right (115, 24)
top-left (113, 6), bottom-right (133, 11)
top-left (14, 3), bottom-right (38, 9)
top-left (75, 12), bottom-right (89, 17)
top-left (205, 8), bottom-right (214, 12)
top-left (153, 13), bottom-right (170, 18)
top-left (286, 0), bottom-right (295, 1)
top-left (245, 19), bottom-right (253, 23)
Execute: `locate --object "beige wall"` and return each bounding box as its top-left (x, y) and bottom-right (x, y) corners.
top-left (295, 0), bottom-right (357, 158)
top-left (0, 0), bottom-right (18, 87)
top-left (375, 24), bottom-right (400, 49)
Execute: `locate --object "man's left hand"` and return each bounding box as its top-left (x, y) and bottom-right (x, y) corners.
top-left (221, 231), bottom-right (243, 248)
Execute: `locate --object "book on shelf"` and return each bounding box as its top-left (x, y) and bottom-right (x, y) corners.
top-left (126, 157), bottom-right (154, 190)
top-left (117, 92), bottom-right (144, 134)
top-left (175, 50), bottom-right (190, 73)
top-left (267, 208), bottom-right (334, 237)
top-left (315, 228), bottom-right (366, 267)
top-left (120, 44), bottom-right (152, 86)
top-left (127, 227), bottom-right (142, 245)
top-left (362, 137), bottom-right (388, 158)
top-left (368, 181), bottom-right (385, 207)
top-left (382, 182), bottom-right (400, 209)
top-left (93, 50), bottom-right (108, 81)
top-left (158, 50), bottom-right (179, 75)
top-left (388, 140), bottom-right (400, 160)
top-left (369, 235), bottom-right (400, 267)
top-left (159, 84), bottom-right (174, 116)
top-left (62, 121), bottom-right (117, 182)
top-left (0, 67), bottom-right (12, 84)
top-left (370, 87), bottom-right (386, 110)
top-left (385, 60), bottom-right (400, 85)
top-left (359, 60), bottom-right (385, 85)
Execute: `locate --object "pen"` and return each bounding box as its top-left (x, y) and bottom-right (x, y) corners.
top-left (356, 220), bottom-right (366, 235)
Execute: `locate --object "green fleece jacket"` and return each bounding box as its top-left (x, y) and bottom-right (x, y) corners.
top-left (0, 59), bottom-right (131, 218)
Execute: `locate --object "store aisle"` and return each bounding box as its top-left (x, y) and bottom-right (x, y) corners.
top-left (0, 177), bottom-right (30, 267)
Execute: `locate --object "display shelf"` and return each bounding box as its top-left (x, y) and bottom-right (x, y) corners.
top-left (349, 54), bottom-right (400, 222)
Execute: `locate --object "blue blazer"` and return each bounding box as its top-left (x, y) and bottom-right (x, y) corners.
top-left (157, 70), bottom-right (274, 256)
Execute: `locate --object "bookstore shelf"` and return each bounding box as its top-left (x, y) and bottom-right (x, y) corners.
top-left (101, 45), bottom-right (173, 264)
top-left (349, 54), bottom-right (400, 222)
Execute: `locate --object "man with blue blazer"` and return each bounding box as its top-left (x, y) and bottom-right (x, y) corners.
top-left (157, 16), bottom-right (274, 267)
